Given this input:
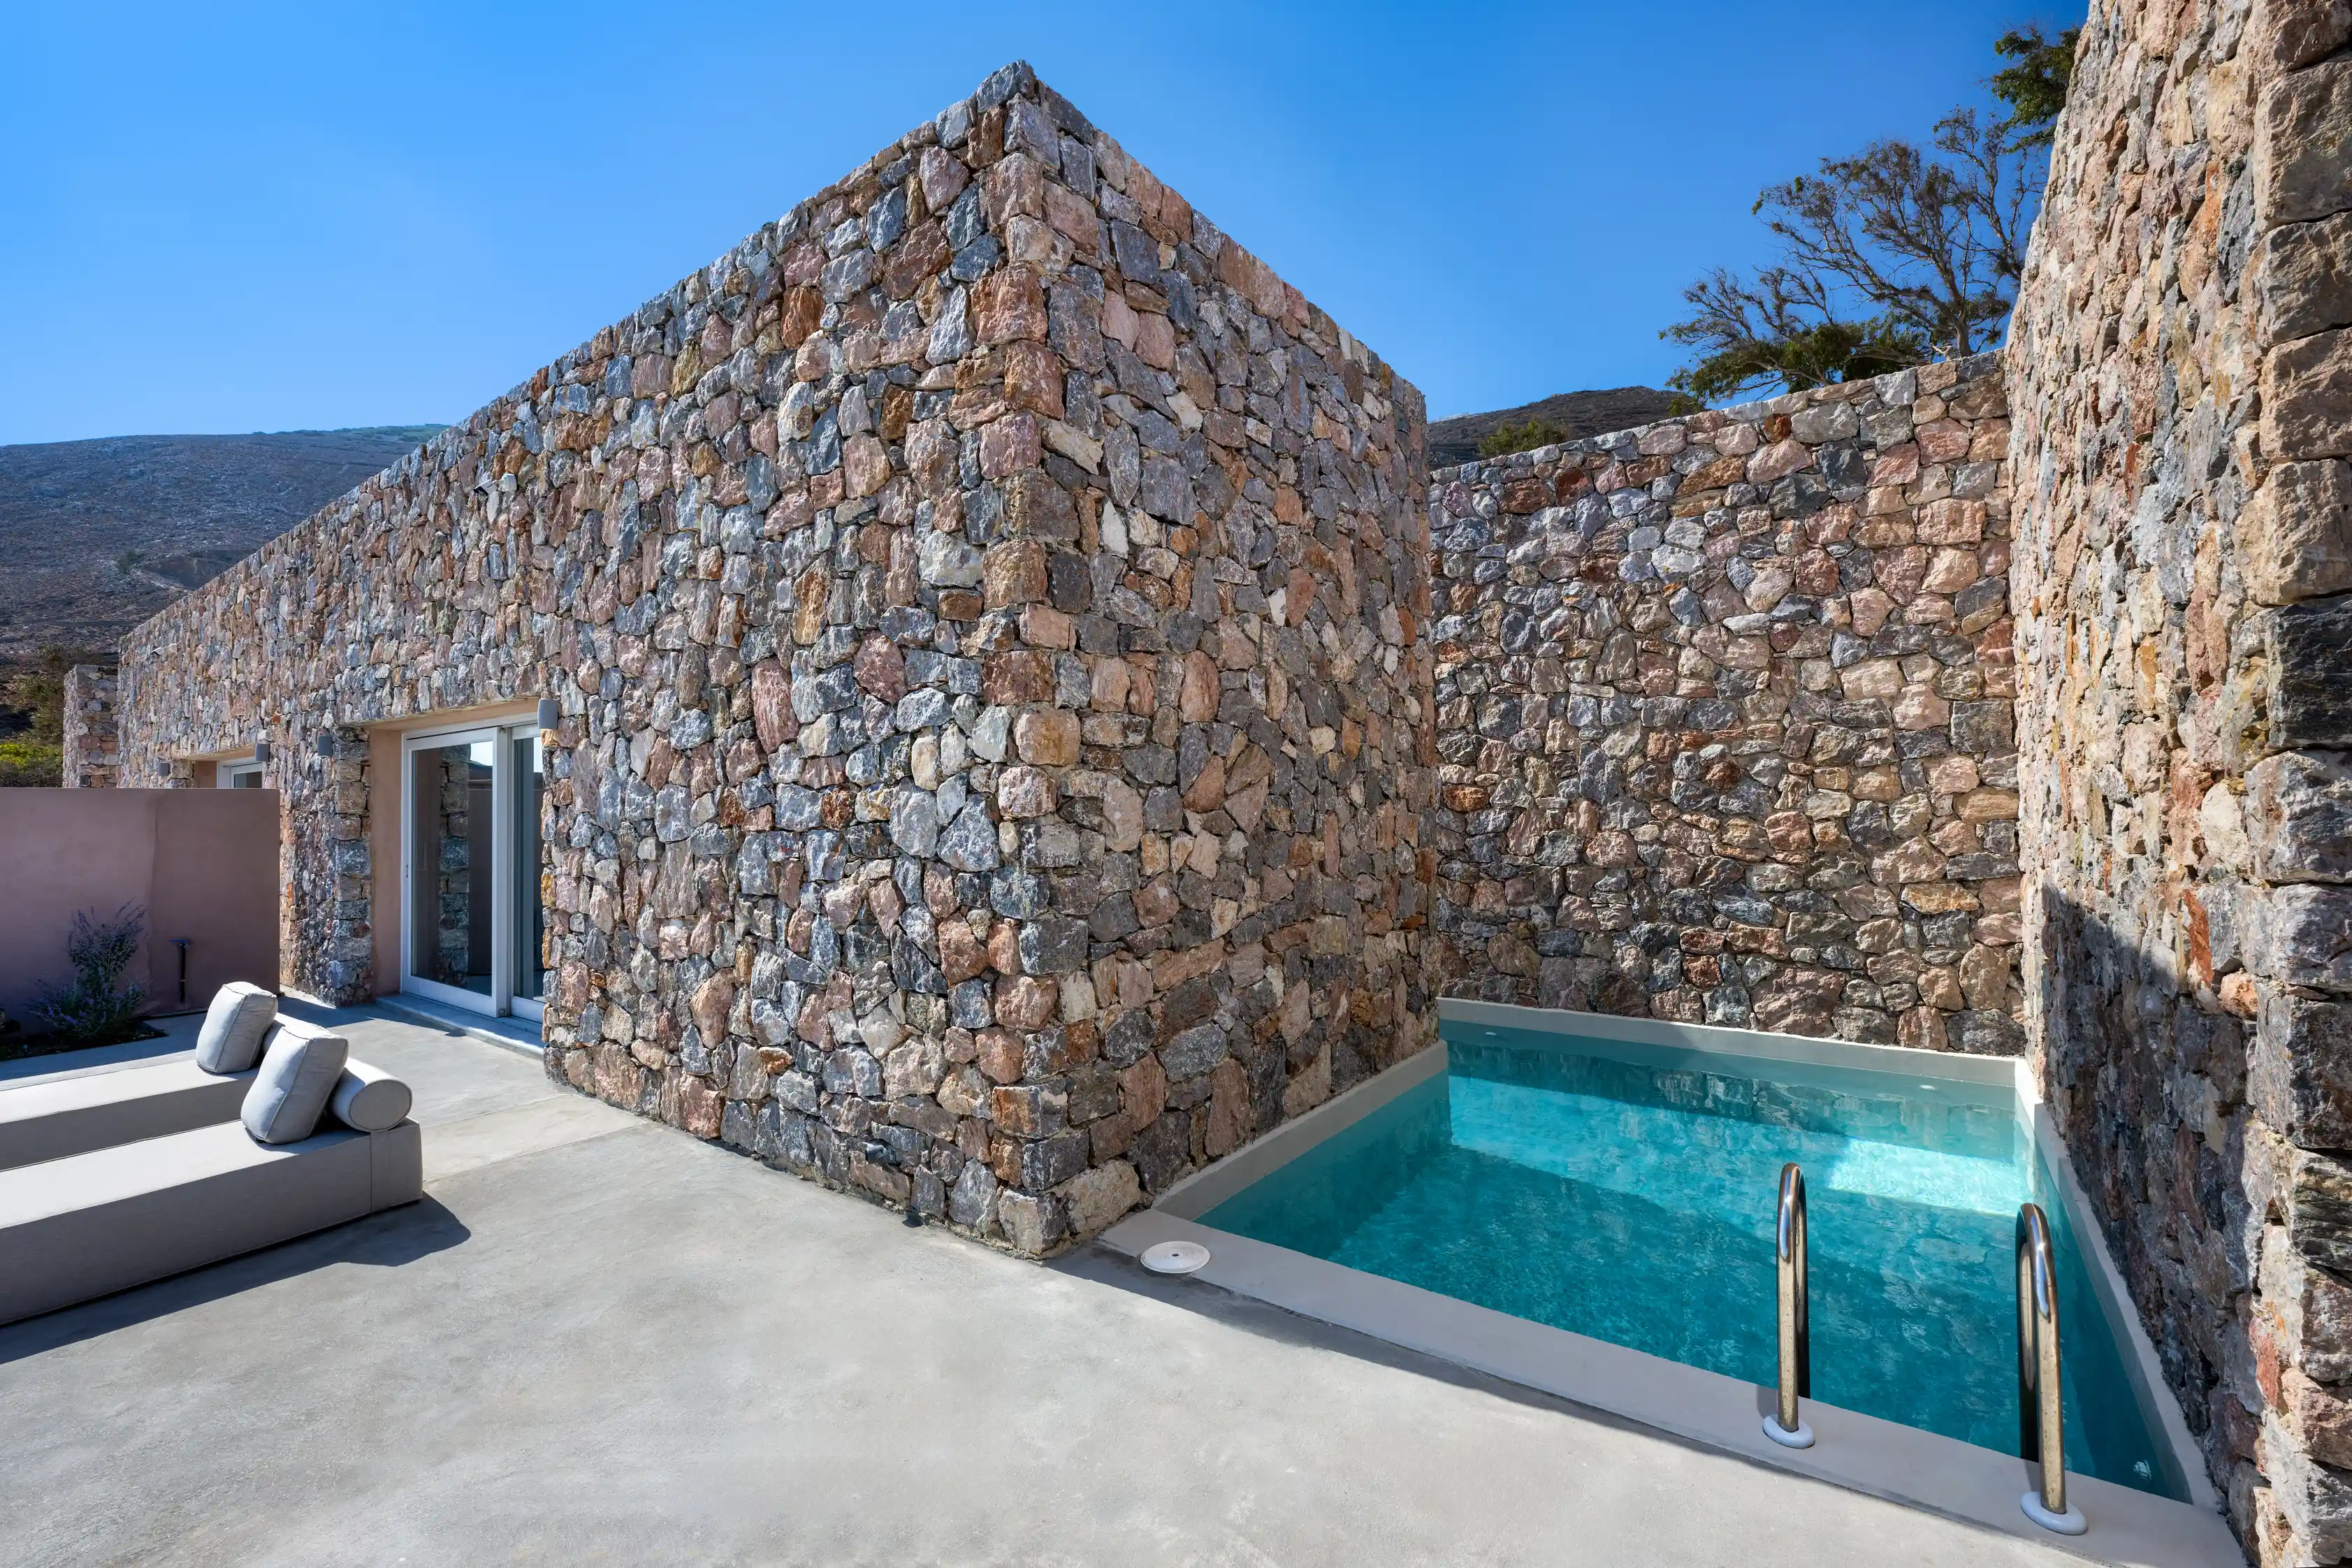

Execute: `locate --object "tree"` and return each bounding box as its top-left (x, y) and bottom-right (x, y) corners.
top-left (1665, 268), bottom-right (1926, 407)
top-left (1991, 25), bottom-right (2081, 145)
top-left (1662, 25), bottom-right (2079, 406)
top-left (0, 644), bottom-right (105, 788)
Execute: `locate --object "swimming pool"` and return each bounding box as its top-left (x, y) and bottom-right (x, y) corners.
top-left (1191, 1016), bottom-right (2186, 1501)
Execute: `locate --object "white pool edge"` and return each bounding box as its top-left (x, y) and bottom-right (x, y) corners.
top-left (1103, 999), bottom-right (2239, 1568)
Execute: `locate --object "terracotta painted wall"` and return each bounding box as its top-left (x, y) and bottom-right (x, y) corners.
top-left (0, 788), bottom-right (280, 1023)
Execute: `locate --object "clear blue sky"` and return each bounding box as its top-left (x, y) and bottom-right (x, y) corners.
top-left (0, 1), bottom-right (2077, 445)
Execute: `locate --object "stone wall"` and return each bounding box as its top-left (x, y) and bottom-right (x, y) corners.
top-left (1425, 355), bottom-right (2023, 1052)
top-left (2007, 1), bottom-right (2352, 1559)
top-left (59, 664), bottom-right (119, 788)
top-left (111, 62), bottom-right (1434, 1255)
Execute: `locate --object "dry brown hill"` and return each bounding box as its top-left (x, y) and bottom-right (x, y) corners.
top-left (1426, 386), bottom-right (1679, 470)
top-left (0, 427), bottom-right (442, 660)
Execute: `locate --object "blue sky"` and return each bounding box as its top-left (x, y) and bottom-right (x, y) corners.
top-left (0, 1), bottom-right (2077, 445)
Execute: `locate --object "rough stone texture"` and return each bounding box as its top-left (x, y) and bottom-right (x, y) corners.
top-left (109, 62), bottom-right (1435, 1256)
top-left (1425, 356), bottom-right (2021, 1052)
top-left (59, 665), bottom-right (119, 788)
top-left (2007, 2), bottom-right (2352, 1559)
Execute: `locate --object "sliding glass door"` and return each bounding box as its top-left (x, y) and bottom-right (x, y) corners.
top-left (402, 723), bottom-right (544, 1019)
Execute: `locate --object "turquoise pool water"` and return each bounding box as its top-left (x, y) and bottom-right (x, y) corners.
top-left (1198, 1024), bottom-right (2184, 1498)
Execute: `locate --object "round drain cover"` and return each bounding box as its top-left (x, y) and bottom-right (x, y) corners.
top-left (1141, 1240), bottom-right (1212, 1275)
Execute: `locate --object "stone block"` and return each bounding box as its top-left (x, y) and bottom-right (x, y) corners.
top-left (947, 1160), bottom-right (999, 1230)
top-left (2266, 328), bottom-right (2352, 460)
top-left (990, 1082), bottom-right (1068, 1139)
top-left (2256, 992), bottom-right (2352, 1150)
top-left (2250, 885), bottom-right (2352, 992)
top-left (2261, 212), bottom-right (2352, 347)
top-left (2248, 461), bottom-right (2352, 604)
top-left (2293, 1148), bottom-right (2352, 1274)
top-left (2269, 597), bottom-right (2352, 748)
top-left (2271, 1404), bottom-right (2352, 1562)
top-left (1160, 1022), bottom-right (1228, 1080)
top-left (995, 1189), bottom-right (1066, 1254)
top-left (1017, 915), bottom-right (1091, 975)
top-left (982, 540), bottom-right (1047, 608)
top-left (1059, 1159), bottom-right (1141, 1237)
top-left (2251, 0), bottom-right (2352, 78)
top-left (2258, 57), bottom-right (2352, 228)
top-left (2249, 750), bottom-right (2352, 882)
top-left (1013, 706), bottom-right (1080, 765)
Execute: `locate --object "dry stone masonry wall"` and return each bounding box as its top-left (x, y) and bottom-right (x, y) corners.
top-left (2008, 1), bottom-right (2352, 1560)
top-left (59, 665), bottom-right (119, 788)
top-left (112, 62), bottom-right (1435, 1255)
top-left (1425, 356), bottom-right (2023, 1053)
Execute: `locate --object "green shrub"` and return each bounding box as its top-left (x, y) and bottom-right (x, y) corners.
top-left (1477, 418), bottom-right (1568, 460)
top-left (31, 904), bottom-right (149, 1046)
top-left (0, 737), bottom-right (61, 787)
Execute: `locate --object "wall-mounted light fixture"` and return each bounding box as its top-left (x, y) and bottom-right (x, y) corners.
top-left (314, 729), bottom-right (339, 757)
top-left (537, 697), bottom-right (562, 729)
top-left (253, 736), bottom-right (273, 764)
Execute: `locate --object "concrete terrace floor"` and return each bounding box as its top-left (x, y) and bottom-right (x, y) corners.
top-left (0, 1011), bottom-right (2096, 1567)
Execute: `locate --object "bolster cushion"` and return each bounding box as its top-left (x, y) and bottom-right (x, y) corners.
top-left (195, 982), bottom-right (279, 1075)
top-left (242, 1021), bottom-right (350, 1145)
top-left (328, 1061), bottom-right (413, 1133)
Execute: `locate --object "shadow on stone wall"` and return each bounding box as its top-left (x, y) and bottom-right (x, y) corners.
top-left (2033, 883), bottom-right (2258, 1500)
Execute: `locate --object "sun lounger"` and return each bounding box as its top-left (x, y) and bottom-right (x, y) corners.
top-left (0, 1115), bottom-right (422, 1325)
top-left (0, 1058), bottom-right (255, 1173)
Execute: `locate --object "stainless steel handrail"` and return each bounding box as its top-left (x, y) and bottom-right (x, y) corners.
top-left (1763, 1162), bottom-right (1813, 1447)
top-left (2017, 1203), bottom-right (2085, 1533)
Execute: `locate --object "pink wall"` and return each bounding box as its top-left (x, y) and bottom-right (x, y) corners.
top-left (0, 789), bottom-right (281, 1025)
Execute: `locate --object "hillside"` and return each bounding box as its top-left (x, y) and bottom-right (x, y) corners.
top-left (1426, 386), bottom-right (1680, 470)
top-left (0, 426), bottom-right (442, 660)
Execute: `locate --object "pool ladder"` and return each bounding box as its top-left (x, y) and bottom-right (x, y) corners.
top-left (1762, 1163), bottom-right (1813, 1447)
top-left (2017, 1203), bottom-right (2086, 1533)
top-left (1758, 1172), bottom-right (2087, 1534)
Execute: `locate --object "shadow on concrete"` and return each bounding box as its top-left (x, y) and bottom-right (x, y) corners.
top-left (1052, 1237), bottom-right (1709, 1438)
top-left (0, 1196), bottom-right (471, 1364)
top-left (1048, 1237), bottom-right (2038, 1551)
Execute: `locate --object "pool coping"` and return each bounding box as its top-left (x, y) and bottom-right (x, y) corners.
top-left (1100, 999), bottom-right (2240, 1568)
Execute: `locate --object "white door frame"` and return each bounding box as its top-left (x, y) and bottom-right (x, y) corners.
top-left (399, 720), bottom-right (543, 1019)
top-left (217, 755), bottom-right (265, 787)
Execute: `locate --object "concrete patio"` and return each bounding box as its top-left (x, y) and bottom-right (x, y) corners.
top-left (1, 1010), bottom-right (2098, 1567)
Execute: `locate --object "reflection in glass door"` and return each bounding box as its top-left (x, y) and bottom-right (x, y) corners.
top-left (402, 723), bottom-right (544, 1019)
top-left (508, 731), bottom-right (545, 1019)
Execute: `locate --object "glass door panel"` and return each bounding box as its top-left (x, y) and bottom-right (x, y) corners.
top-left (507, 728), bottom-right (546, 1016)
top-left (402, 723), bottom-right (546, 1022)
top-left (408, 735), bottom-right (496, 1003)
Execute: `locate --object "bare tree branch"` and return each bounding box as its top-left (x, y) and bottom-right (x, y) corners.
top-left (1661, 29), bottom-right (2067, 402)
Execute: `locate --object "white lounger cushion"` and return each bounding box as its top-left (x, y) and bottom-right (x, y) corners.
top-left (243, 1022), bottom-right (349, 1145)
top-left (194, 982), bottom-right (279, 1075)
top-left (0, 1059), bottom-right (253, 1173)
top-left (0, 1118), bottom-right (421, 1326)
top-left (328, 1061), bottom-right (413, 1133)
